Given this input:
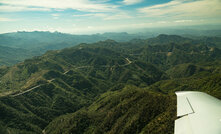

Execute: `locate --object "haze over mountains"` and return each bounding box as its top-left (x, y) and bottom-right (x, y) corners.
top-left (0, 32), bottom-right (221, 133)
top-left (1, 29), bottom-right (221, 66)
top-left (0, 31), bottom-right (148, 66)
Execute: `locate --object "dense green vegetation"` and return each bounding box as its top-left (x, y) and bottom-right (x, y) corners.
top-left (1, 31), bottom-right (221, 66)
top-left (45, 86), bottom-right (176, 134)
top-left (0, 34), bottom-right (221, 133)
top-left (0, 31), bottom-right (151, 66)
top-left (0, 45), bottom-right (34, 66)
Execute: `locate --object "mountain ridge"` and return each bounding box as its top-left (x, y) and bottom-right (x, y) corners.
top-left (0, 35), bottom-right (221, 133)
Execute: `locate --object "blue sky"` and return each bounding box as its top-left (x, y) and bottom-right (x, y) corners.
top-left (0, 0), bottom-right (221, 34)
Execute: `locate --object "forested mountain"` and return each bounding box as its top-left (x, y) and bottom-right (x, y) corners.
top-left (0, 31), bottom-right (150, 51)
top-left (1, 31), bottom-right (221, 66)
top-left (0, 35), bottom-right (221, 134)
top-left (45, 86), bottom-right (176, 134)
top-left (0, 45), bottom-right (34, 66)
top-left (0, 31), bottom-right (150, 66)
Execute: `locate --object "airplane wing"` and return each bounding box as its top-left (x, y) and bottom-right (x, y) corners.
top-left (175, 91), bottom-right (221, 134)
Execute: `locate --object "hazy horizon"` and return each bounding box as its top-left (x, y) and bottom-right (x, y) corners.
top-left (1, 24), bottom-right (221, 36)
top-left (0, 0), bottom-right (221, 34)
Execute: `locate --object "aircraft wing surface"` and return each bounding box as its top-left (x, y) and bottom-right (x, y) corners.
top-left (175, 91), bottom-right (221, 134)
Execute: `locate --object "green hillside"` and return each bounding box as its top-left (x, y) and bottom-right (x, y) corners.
top-left (45, 86), bottom-right (176, 134)
top-left (0, 35), bottom-right (221, 133)
top-left (0, 32), bottom-right (221, 66)
top-left (0, 45), bottom-right (34, 66)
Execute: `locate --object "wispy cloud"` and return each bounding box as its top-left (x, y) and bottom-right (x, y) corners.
top-left (0, 17), bottom-right (16, 22)
top-left (0, 0), bottom-right (220, 34)
top-left (138, 0), bottom-right (221, 18)
top-left (51, 14), bottom-right (60, 17)
top-left (73, 13), bottom-right (106, 17)
top-left (122, 0), bottom-right (143, 5)
top-left (0, 0), bottom-right (118, 12)
top-left (0, 5), bottom-right (50, 12)
top-left (103, 13), bottom-right (132, 20)
top-left (51, 14), bottom-right (60, 19)
top-left (73, 12), bottom-right (132, 20)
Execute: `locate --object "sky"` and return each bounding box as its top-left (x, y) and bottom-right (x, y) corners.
top-left (0, 0), bottom-right (221, 34)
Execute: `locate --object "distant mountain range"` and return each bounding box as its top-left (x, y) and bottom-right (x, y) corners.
top-left (0, 34), bottom-right (221, 133)
top-left (0, 31), bottom-right (221, 66)
top-left (0, 31), bottom-right (150, 50)
top-left (0, 31), bottom-right (150, 66)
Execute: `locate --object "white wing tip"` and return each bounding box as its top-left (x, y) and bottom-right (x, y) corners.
top-left (175, 91), bottom-right (204, 96)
